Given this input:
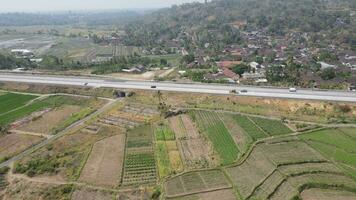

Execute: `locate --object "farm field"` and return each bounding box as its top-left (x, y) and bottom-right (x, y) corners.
top-left (168, 189), bottom-right (236, 200)
top-left (0, 95), bottom-right (102, 127)
top-left (300, 128), bottom-right (356, 179)
top-left (225, 135), bottom-right (356, 200)
top-left (0, 93), bottom-right (38, 115)
top-left (16, 105), bottom-right (82, 135)
top-left (122, 125), bottom-right (157, 186)
top-left (0, 88), bottom-right (355, 200)
top-left (164, 169), bottom-right (232, 198)
top-left (169, 114), bottom-right (214, 169)
top-left (191, 110), bottom-right (239, 165)
top-left (78, 134), bottom-right (126, 187)
top-left (155, 125), bottom-right (183, 178)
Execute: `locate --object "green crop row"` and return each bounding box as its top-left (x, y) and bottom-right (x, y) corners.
top-left (193, 111), bottom-right (239, 165)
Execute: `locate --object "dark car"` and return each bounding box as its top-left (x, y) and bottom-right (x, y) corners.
top-left (151, 85), bottom-right (157, 89)
top-left (240, 89), bottom-right (248, 93)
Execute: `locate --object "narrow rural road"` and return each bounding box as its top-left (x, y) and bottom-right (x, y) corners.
top-left (0, 98), bottom-right (119, 169)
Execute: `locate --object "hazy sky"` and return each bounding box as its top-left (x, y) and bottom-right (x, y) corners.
top-left (0, 0), bottom-right (205, 12)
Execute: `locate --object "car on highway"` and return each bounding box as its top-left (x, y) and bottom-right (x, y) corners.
top-left (289, 87), bottom-right (297, 92)
top-left (240, 89), bottom-right (248, 93)
top-left (84, 83), bottom-right (89, 86)
top-left (229, 89), bottom-right (237, 94)
top-left (151, 86), bottom-right (157, 89)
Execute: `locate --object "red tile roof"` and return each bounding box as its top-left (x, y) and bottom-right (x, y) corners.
top-left (218, 61), bottom-right (242, 69)
top-left (222, 67), bottom-right (238, 79)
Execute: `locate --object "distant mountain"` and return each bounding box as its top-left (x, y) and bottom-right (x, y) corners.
top-left (0, 11), bottom-right (142, 26)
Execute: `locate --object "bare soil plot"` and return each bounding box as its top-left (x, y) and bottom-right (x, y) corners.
top-left (176, 114), bottom-right (214, 168)
top-left (0, 133), bottom-right (43, 161)
top-left (169, 189), bottom-right (236, 200)
top-left (169, 116), bottom-right (187, 139)
top-left (79, 134), bottom-right (126, 187)
top-left (165, 170), bottom-right (231, 198)
top-left (301, 188), bottom-right (356, 200)
top-left (117, 189), bottom-right (152, 200)
top-left (72, 188), bottom-right (114, 200)
top-left (181, 114), bottom-right (200, 139)
top-left (17, 105), bottom-right (81, 135)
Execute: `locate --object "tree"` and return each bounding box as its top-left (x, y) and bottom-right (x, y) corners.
top-left (232, 63), bottom-right (249, 76)
top-left (320, 68), bottom-right (336, 80)
top-left (181, 54), bottom-right (195, 64)
top-left (160, 58), bottom-right (168, 66)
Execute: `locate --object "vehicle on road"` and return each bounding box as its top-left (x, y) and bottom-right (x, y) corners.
top-left (151, 86), bottom-right (157, 89)
top-left (84, 83), bottom-right (89, 86)
top-left (240, 89), bottom-right (248, 93)
top-left (230, 89), bottom-right (237, 94)
top-left (289, 88), bottom-right (297, 92)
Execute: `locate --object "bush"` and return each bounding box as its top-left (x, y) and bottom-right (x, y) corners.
top-left (0, 166), bottom-right (10, 174)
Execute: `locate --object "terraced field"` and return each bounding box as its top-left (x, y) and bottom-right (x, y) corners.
top-left (300, 128), bottom-right (356, 179)
top-left (225, 135), bottom-right (356, 200)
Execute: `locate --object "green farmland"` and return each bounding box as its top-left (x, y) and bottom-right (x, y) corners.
top-left (192, 110), bottom-right (239, 165)
top-left (300, 128), bottom-right (356, 179)
top-left (0, 95), bottom-right (94, 126)
top-left (0, 93), bottom-right (38, 116)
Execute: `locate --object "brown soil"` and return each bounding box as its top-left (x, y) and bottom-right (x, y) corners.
top-left (71, 188), bottom-right (113, 200)
top-left (180, 114), bottom-right (200, 139)
top-left (17, 105), bottom-right (81, 134)
top-left (195, 189), bottom-right (236, 200)
top-left (129, 90), bottom-right (356, 123)
top-left (0, 134), bottom-right (43, 160)
top-left (3, 178), bottom-right (71, 200)
top-left (79, 134), bottom-right (126, 187)
top-left (169, 116), bottom-right (187, 139)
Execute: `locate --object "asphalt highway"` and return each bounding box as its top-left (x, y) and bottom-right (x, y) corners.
top-left (0, 73), bottom-right (356, 102)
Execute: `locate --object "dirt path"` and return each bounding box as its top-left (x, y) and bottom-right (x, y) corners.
top-left (9, 130), bottom-right (51, 139)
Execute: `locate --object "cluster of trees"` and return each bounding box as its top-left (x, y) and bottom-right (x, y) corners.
top-left (0, 53), bottom-right (34, 70)
top-left (121, 0), bottom-right (355, 51)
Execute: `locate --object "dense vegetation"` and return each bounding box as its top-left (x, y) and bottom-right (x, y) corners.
top-left (122, 0), bottom-right (356, 50)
